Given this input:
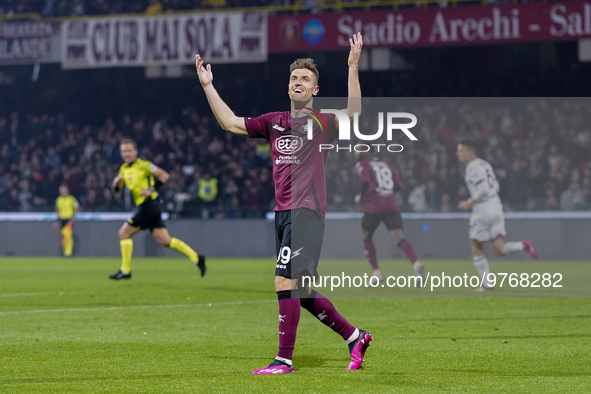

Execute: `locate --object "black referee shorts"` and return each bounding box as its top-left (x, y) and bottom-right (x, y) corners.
top-left (127, 198), bottom-right (166, 231)
top-left (59, 219), bottom-right (72, 229)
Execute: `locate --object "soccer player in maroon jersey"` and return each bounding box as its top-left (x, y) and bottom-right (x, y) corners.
top-left (196, 33), bottom-right (372, 374)
top-left (355, 152), bottom-right (425, 286)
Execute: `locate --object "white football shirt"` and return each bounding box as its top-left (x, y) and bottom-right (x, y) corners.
top-left (464, 157), bottom-right (502, 214)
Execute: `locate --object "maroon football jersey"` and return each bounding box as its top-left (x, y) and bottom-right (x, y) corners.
top-left (245, 111), bottom-right (338, 216)
top-left (356, 157), bottom-right (403, 213)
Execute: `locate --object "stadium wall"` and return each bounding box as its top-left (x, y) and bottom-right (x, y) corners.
top-left (0, 218), bottom-right (589, 260)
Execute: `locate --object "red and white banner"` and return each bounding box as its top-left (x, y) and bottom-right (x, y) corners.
top-left (269, 1), bottom-right (591, 52)
top-left (0, 20), bottom-right (59, 64)
top-left (62, 11), bottom-right (267, 69)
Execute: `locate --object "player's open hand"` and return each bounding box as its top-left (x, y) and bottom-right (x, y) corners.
top-left (195, 54), bottom-right (213, 87)
top-left (458, 199), bottom-right (473, 211)
top-left (112, 176), bottom-right (123, 193)
top-left (348, 33), bottom-right (363, 68)
top-left (141, 188), bottom-right (153, 198)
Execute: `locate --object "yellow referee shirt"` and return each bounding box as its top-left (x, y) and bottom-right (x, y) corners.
top-left (56, 195), bottom-right (79, 220)
top-left (118, 158), bottom-right (159, 206)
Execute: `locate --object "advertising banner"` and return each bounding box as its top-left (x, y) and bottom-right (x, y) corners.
top-left (0, 20), bottom-right (60, 64)
top-left (62, 11), bottom-right (267, 69)
top-left (269, 1), bottom-right (591, 52)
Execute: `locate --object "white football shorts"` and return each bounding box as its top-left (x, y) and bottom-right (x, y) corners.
top-left (469, 208), bottom-right (506, 243)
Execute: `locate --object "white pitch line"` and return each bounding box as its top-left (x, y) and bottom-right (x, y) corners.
top-left (0, 299), bottom-right (275, 315)
top-left (0, 292), bottom-right (48, 298)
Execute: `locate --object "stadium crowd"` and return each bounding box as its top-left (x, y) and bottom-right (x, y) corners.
top-left (1, 0), bottom-right (274, 17)
top-left (327, 99), bottom-right (591, 213)
top-left (2, 0), bottom-right (333, 17)
top-left (1, 0), bottom-right (590, 217)
top-left (0, 109), bottom-right (273, 217)
top-left (1, 98), bottom-right (590, 217)
top-left (1, 0), bottom-right (540, 17)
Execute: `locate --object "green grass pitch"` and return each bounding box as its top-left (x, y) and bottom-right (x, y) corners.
top-left (1, 257), bottom-right (590, 392)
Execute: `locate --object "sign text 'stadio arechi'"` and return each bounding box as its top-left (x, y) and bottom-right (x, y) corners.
top-left (269, 2), bottom-right (591, 51)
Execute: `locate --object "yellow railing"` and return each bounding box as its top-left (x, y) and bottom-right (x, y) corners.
top-left (0, 12), bottom-right (41, 23)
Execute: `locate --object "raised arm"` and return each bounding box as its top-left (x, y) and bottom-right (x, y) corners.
top-left (345, 33), bottom-right (363, 120)
top-left (195, 54), bottom-right (248, 137)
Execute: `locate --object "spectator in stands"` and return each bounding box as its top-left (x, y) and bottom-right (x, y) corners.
top-left (560, 181), bottom-right (586, 211)
top-left (197, 172), bottom-right (218, 210)
top-left (544, 188), bottom-right (560, 211)
top-left (424, 179), bottom-right (441, 212)
top-left (505, 159), bottom-right (527, 211)
top-left (440, 193), bottom-right (452, 213)
top-left (408, 182), bottom-right (428, 212)
top-left (241, 177), bottom-right (267, 217)
top-left (145, 0), bottom-right (162, 14)
top-left (83, 188), bottom-right (100, 211)
top-left (582, 175), bottom-right (591, 208)
top-left (1, 92), bottom-right (591, 216)
top-left (226, 196), bottom-right (242, 219)
top-left (18, 179), bottom-right (34, 211)
top-left (8, 188), bottom-right (21, 211)
top-left (98, 188), bottom-right (119, 211)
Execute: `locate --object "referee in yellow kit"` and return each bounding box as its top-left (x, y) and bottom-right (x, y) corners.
top-left (55, 184), bottom-right (79, 257)
top-left (109, 139), bottom-right (206, 280)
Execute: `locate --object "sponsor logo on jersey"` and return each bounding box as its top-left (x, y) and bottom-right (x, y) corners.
top-left (275, 135), bottom-right (303, 155)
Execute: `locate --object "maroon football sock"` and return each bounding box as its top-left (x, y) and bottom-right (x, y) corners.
top-left (363, 240), bottom-right (379, 270)
top-left (398, 239), bottom-right (418, 264)
top-left (276, 290), bottom-right (300, 361)
top-left (300, 290), bottom-right (356, 340)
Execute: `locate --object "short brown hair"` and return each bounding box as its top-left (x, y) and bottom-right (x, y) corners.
top-left (289, 58), bottom-right (319, 84)
top-left (120, 138), bottom-right (137, 149)
top-left (458, 139), bottom-right (477, 152)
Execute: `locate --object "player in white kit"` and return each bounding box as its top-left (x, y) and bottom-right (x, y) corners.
top-left (456, 140), bottom-right (538, 291)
